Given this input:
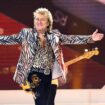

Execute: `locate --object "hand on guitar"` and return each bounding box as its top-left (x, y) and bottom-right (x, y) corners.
top-left (21, 81), bottom-right (31, 92)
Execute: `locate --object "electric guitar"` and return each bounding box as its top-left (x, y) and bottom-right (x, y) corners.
top-left (21, 48), bottom-right (99, 91)
top-left (65, 48), bottom-right (99, 68)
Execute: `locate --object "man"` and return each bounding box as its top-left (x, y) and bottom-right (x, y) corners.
top-left (0, 8), bottom-right (104, 105)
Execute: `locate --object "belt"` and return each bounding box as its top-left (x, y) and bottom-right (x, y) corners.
top-left (31, 66), bottom-right (51, 75)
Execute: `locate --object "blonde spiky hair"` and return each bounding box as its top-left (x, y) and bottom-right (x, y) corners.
top-left (33, 8), bottom-right (53, 31)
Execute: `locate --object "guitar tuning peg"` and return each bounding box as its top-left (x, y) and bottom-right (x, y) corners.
top-left (95, 47), bottom-right (98, 50)
top-left (84, 49), bottom-right (88, 52)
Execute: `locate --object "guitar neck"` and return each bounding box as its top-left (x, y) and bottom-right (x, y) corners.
top-left (65, 55), bottom-right (84, 67)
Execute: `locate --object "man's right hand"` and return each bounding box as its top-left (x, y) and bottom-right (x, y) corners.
top-left (0, 28), bottom-right (4, 34)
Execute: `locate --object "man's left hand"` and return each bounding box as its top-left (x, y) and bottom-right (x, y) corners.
top-left (92, 29), bottom-right (104, 41)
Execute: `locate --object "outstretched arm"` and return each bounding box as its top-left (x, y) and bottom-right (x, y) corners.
top-left (53, 29), bottom-right (104, 45)
top-left (0, 28), bottom-right (25, 45)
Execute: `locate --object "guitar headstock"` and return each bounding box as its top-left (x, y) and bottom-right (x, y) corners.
top-left (83, 48), bottom-right (99, 59)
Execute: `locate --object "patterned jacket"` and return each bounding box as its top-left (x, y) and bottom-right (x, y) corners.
top-left (0, 28), bottom-right (94, 85)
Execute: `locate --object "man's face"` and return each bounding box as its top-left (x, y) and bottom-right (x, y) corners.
top-left (34, 13), bottom-right (49, 32)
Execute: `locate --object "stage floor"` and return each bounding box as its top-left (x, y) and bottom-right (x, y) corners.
top-left (0, 89), bottom-right (105, 105)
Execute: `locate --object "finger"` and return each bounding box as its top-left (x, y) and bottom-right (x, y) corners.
top-left (93, 29), bottom-right (98, 34)
top-left (100, 34), bottom-right (104, 38)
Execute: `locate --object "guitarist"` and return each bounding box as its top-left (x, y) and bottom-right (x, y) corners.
top-left (0, 8), bottom-right (104, 105)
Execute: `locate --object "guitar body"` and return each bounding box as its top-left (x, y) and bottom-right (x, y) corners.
top-left (22, 69), bottom-right (42, 92)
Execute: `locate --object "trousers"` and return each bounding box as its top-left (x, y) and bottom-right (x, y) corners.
top-left (27, 67), bottom-right (52, 105)
top-left (47, 84), bottom-right (57, 105)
